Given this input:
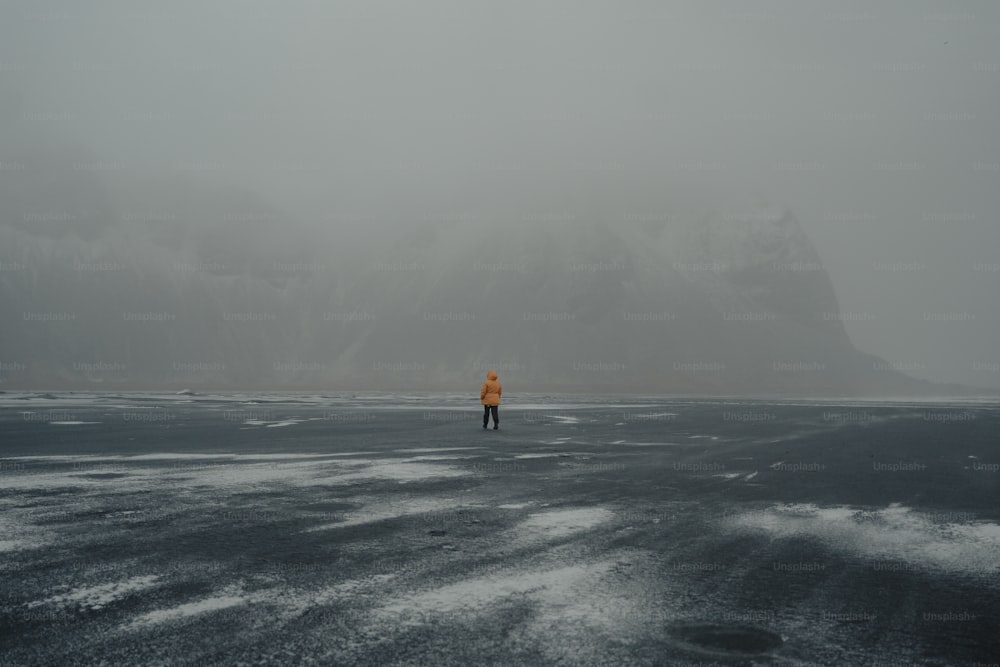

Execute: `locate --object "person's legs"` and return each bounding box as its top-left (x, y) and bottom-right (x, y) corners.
top-left (490, 405), bottom-right (499, 429)
top-left (483, 404), bottom-right (490, 428)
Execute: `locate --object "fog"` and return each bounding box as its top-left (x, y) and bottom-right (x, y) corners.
top-left (1, 0), bottom-right (998, 392)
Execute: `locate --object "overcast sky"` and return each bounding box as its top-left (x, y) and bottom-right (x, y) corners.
top-left (2, 0), bottom-right (998, 389)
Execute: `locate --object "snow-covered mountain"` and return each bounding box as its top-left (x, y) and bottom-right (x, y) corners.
top-left (0, 166), bottom-right (958, 395)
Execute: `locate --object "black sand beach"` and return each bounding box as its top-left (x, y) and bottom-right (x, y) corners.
top-left (2, 392), bottom-right (998, 666)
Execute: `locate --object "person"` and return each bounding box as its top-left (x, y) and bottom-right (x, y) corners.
top-left (480, 369), bottom-right (501, 430)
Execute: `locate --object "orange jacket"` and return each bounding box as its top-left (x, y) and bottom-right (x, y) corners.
top-left (480, 370), bottom-right (502, 406)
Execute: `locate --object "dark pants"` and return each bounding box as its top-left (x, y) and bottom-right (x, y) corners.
top-left (483, 404), bottom-right (499, 427)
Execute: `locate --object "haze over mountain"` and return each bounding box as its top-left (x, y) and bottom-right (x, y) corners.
top-left (1, 0), bottom-right (998, 394)
top-left (0, 159), bottom-right (971, 395)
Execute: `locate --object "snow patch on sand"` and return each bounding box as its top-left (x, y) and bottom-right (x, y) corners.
top-left (726, 503), bottom-right (1000, 578)
top-left (516, 507), bottom-right (614, 540)
top-left (280, 574), bottom-right (398, 617)
top-left (148, 452), bottom-right (327, 460)
top-left (400, 454), bottom-right (475, 462)
top-left (0, 537), bottom-right (48, 552)
top-left (244, 419), bottom-right (305, 428)
top-left (5, 453), bottom-right (340, 462)
top-left (128, 591), bottom-right (246, 628)
top-left (9, 454), bottom-right (476, 489)
top-left (395, 447), bottom-right (484, 453)
top-left (0, 510), bottom-right (49, 552)
top-left (306, 497), bottom-right (463, 531)
top-left (547, 415), bottom-right (581, 424)
top-left (112, 456), bottom-right (467, 488)
top-left (0, 454), bottom-right (438, 494)
top-left (29, 575), bottom-right (159, 611)
top-left (377, 560), bottom-right (616, 618)
top-left (331, 459), bottom-right (471, 484)
top-left (373, 552), bottom-right (664, 660)
top-left (164, 459), bottom-right (332, 488)
top-left (0, 469), bottom-right (127, 491)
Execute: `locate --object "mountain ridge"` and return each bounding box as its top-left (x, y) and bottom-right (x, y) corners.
top-left (0, 171), bottom-right (987, 396)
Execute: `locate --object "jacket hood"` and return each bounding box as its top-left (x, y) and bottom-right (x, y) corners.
top-left (486, 370), bottom-right (498, 381)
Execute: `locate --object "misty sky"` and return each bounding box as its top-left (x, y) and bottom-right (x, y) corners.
top-left (2, 0), bottom-right (998, 389)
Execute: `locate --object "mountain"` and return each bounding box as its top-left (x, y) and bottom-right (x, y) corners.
top-left (322, 210), bottom-right (948, 395)
top-left (0, 164), bottom-right (975, 395)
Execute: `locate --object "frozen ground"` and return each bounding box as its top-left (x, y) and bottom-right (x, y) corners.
top-left (1, 391), bottom-right (998, 665)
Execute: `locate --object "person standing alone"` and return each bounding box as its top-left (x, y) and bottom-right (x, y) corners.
top-left (480, 369), bottom-right (501, 430)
